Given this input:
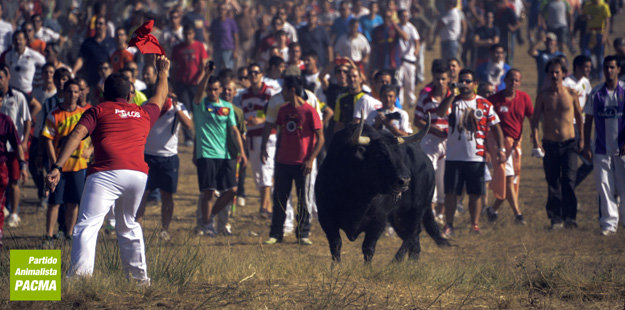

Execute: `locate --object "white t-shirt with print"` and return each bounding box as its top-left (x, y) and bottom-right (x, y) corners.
top-left (445, 95), bottom-right (499, 162)
top-left (353, 94), bottom-right (383, 122)
top-left (364, 106), bottom-right (413, 134)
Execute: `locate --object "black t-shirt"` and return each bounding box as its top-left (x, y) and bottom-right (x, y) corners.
top-left (475, 26), bottom-right (501, 56)
top-left (495, 7), bottom-right (517, 44)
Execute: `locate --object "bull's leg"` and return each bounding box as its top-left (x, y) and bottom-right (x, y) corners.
top-left (362, 223), bottom-right (385, 263)
top-left (326, 229), bottom-right (343, 262)
top-left (394, 236), bottom-right (421, 262)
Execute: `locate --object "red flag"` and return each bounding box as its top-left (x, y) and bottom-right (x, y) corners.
top-left (128, 20), bottom-right (166, 55)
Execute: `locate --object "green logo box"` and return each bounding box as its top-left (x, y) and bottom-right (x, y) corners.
top-left (10, 250), bottom-right (61, 301)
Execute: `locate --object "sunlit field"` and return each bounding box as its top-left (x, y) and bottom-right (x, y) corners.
top-left (2, 15), bottom-right (625, 309)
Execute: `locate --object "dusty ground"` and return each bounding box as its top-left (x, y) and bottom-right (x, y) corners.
top-left (2, 12), bottom-right (625, 309)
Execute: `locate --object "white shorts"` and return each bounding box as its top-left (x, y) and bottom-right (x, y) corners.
top-left (248, 134), bottom-right (276, 188)
top-left (504, 151), bottom-right (515, 177)
top-left (420, 134), bottom-right (446, 204)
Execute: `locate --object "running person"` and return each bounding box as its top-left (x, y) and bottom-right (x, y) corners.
top-left (46, 56), bottom-right (171, 282)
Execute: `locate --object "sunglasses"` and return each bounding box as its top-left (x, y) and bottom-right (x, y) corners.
top-left (209, 87), bottom-right (220, 91)
top-left (249, 71), bottom-right (261, 75)
top-left (459, 79), bottom-right (474, 84)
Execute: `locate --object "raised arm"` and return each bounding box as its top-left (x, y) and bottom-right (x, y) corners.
top-left (149, 55), bottom-right (171, 109)
top-left (436, 92), bottom-right (455, 117)
top-left (193, 61), bottom-right (215, 105)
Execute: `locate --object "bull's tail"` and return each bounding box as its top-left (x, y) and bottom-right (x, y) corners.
top-left (423, 208), bottom-right (450, 247)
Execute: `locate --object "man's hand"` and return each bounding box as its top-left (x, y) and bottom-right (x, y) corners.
top-left (582, 145), bottom-right (593, 162)
top-left (261, 146), bottom-right (268, 164)
top-left (239, 153), bottom-right (248, 168)
top-left (497, 149), bottom-right (506, 164)
top-left (20, 167), bottom-right (29, 185)
top-left (577, 139), bottom-right (584, 153)
top-left (302, 159), bottom-right (314, 175)
top-left (46, 168), bottom-right (61, 192)
top-left (155, 55), bottom-right (170, 76)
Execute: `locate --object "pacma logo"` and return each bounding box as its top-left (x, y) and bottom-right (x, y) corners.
top-left (115, 109), bottom-right (141, 118)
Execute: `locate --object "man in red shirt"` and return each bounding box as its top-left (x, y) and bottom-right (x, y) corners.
top-left (0, 95), bottom-right (26, 248)
top-left (171, 25), bottom-right (208, 144)
top-left (46, 56), bottom-right (171, 283)
top-left (485, 69), bottom-right (534, 224)
top-left (263, 76), bottom-right (324, 245)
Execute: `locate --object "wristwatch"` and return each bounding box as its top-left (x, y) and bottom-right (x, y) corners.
top-left (50, 164), bottom-right (62, 173)
top-left (498, 148), bottom-right (507, 153)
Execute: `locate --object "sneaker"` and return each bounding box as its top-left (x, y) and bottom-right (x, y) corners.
top-left (195, 225), bottom-right (216, 237)
top-left (263, 237), bottom-right (281, 244)
top-left (456, 203), bottom-right (465, 213)
top-left (514, 214), bottom-right (526, 225)
top-left (470, 224), bottom-right (481, 234)
top-left (237, 197), bottom-right (246, 207)
top-left (601, 229), bottom-right (616, 236)
top-left (298, 238), bottom-right (313, 245)
top-left (158, 230), bottom-right (171, 241)
top-left (564, 218), bottom-right (578, 229)
top-left (42, 235), bottom-right (55, 249)
top-left (550, 222), bottom-right (564, 230)
top-left (221, 224), bottom-right (233, 236)
top-left (486, 207), bottom-right (498, 222)
top-left (442, 225), bottom-right (455, 239)
top-left (434, 213), bottom-right (445, 226)
top-left (104, 224), bottom-right (115, 235)
top-left (7, 213), bottom-right (21, 228)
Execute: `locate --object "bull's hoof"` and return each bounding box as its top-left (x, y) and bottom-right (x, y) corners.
top-left (436, 237), bottom-right (451, 247)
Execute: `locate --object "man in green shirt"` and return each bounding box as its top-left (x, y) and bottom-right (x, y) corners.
top-left (193, 62), bottom-right (247, 236)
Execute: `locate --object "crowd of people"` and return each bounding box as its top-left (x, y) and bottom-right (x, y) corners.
top-left (0, 0), bottom-right (624, 282)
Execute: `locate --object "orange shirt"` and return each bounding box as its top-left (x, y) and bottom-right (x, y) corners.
top-left (29, 40), bottom-right (46, 55)
top-left (41, 105), bottom-right (90, 172)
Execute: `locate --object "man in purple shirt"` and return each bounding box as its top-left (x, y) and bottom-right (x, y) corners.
top-left (0, 93), bottom-right (27, 248)
top-left (210, 3), bottom-right (239, 72)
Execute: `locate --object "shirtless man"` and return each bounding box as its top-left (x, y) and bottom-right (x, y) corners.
top-left (531, 58), bottom-right (584, 230)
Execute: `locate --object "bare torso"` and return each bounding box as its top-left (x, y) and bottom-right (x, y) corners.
top-left (537, 86), bottom-right (577, 142)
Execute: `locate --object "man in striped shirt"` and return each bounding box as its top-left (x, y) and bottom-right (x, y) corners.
top-left (415, 63), bottom-right (452, 223)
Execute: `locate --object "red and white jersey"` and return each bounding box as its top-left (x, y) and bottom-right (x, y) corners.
top-left (415, 89), bottom-right (452, 137)
top-left (77, 100), bottom-right (160, 175)
top-left (239, 83), bottom-right (275, 136)
top-left (445, 95), bottom-right (499, 162)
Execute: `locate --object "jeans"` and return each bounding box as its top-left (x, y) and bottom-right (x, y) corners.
top-left (542, 139), bottom-right (578, 224)
top-left (214, 48), bottom-right (235, 72)
top-left (172, 83), bottom-right (197, 143)
top-left (581, 32), bottom-right (605, 80)
top-left (269, 162), bottom-right (311, 239)
top-left (441, 40), bottom-right (459, 61)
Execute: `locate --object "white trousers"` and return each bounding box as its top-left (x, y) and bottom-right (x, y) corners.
top-left (396, 61), bottom-right (417, 107)
top-left (248, 134), bottom-right (276, 188)
top-left (594, 154), bottom-right (625, 232)
top-left (68, 170), bottom-right (149, 281)
top-left (420, 135), bottom-right (446, 204)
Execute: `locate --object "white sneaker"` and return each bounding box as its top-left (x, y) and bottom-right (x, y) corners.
top-left (601, 229), bottom-right (616, 236)
top-left (7, 213), bottom-right (21, 228)
top-left (158, 230), bottom-right (171, 241)
top-left (237, 197), bottom-right (246, 207)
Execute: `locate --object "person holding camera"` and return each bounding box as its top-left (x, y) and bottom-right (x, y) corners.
top-left (436, 69), bottom-right (506, 237)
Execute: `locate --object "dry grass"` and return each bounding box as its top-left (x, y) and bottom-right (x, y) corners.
top-left (3, 15), bottom-right (625, 309)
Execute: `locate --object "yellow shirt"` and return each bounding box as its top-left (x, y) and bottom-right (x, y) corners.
top-left (582, 1), bottom-right (611, 31)
top-left (41, 105), bottom-right (90, 172)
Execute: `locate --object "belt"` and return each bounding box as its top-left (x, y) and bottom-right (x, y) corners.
top-left (401, 58), bottom-right (417, 65)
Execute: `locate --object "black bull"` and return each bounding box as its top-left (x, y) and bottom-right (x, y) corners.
top-left (315, 116), bottom-right (449, 262)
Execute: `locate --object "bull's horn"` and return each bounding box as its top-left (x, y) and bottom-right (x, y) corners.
top-left (351, 110), bottom-right (370, 145)
top-left (402, 112), bottom-right (431, 144)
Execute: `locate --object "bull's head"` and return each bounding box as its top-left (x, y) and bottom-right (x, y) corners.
top-left (346, 117), bottom-right (414, 199)
top-left (352, 112), bottom-right (431, 146)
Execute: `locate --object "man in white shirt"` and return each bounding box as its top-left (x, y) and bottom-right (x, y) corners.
top-left (431, 0), bottom-right (466, 61)
top-left (0, 64), bottom-right (31, 228)
top-left (333, 19), bottom-right (370, 70)
top-left (436, 68), bottom-right (506, 236)
top-left (135, 95), bottom-right (193, 241)
top-left (2, 31), bottom-right (46, 94)
top-left (395, 9), bottom-right (420, 108)
top-left (366, 84), bottom-right (412, 136)
top-left (564, 55), bottom-right (594, 187)
top-left (32, 14), bottom-right (61, 44)
top-left (0, 3), bottom-right (13, 54)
